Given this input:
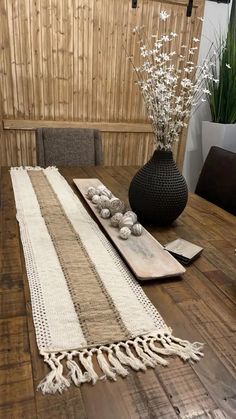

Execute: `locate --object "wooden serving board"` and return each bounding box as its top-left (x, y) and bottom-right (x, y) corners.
top-left (74, 178), bottom-right (186, 280)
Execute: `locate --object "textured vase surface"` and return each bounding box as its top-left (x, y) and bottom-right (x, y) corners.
top-left (129, 150), bottom-right (188, 226)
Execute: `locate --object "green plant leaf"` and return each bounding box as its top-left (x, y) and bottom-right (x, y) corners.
top-left (206, 26), bottom-right (236, 124)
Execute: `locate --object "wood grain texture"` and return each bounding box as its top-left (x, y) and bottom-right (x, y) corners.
top-left (3, 119), bottom-right (153, 132)
top-left (0, 0), bottom-right (204, 168)
top-left (1, 165), bottom-right (235, 419)
top-left (74, 177), bottom-right (185, 279)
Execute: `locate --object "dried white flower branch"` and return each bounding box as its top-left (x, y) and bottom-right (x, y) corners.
top-left (125, 13), bottom-right (220, 151)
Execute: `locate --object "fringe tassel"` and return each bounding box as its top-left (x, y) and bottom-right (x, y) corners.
top-left (79, 351), bottom-right (99, 384)
top-left (132, 339), bottom-right (156, 368)
top-left (66, 352), bottom-right (89, 385)
top-left (38, 330), bottom-right (204, 394)
top-left (141, 338), bottom-right (169, 366)
top-left (122, 342), bottom-right (147, 371)
top-left (107, 348), bottom-right (129, 377)
top-left (10, 166), bottom-right (57, 171)
top-left (38, 353), bottom-right (70, 394)
top-left (97, 349), bottom-right (116, 381)
top-left (114, 345), bottom-right (143, 371)
top-left (10, 166), bottom-right (43, 172)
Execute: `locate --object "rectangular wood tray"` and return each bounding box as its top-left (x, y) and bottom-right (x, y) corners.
top-left (74, 178), bottom-right (185, 280)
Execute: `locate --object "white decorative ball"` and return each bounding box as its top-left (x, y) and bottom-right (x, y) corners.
top-left (124, 211), bottom-right (138, 224)
top-left (109, 197), bottom-right (125, 215)
top-left (131, 223), bottom-right (143, 236)
top-left (119, 214), bottom-right (134, 229)
top-left (87, 187), bottom-right (97, 199)
top-left (110, 212), bottom-right (123, 227)
top-left (92, 194), bottom-right (101, 205)
top-left (100, 208), bottom-right (111, 219)
top-left (100, 195), bottom-right (110, 209)
top-left (119, 227), bottom-right (131, 240)
top-left (96, 185), bottom-right (106, 195)
top-left (100, 188), bottom-right (113, 199)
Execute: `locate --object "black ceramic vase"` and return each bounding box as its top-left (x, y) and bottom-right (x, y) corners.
top-left (129, 150), bottom-right (188, 226)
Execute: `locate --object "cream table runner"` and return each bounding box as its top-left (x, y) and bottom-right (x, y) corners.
top-left (10, 167), bottom-right (203, 394)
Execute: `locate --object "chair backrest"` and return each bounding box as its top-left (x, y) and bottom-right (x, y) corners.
top-left (195, 146), bottom-right (236, 215)
top-left (36, 128), bottom-right (103, 167)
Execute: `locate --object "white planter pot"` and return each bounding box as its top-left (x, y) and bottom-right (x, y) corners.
top-left (202, 121), bottom-right (236, 161)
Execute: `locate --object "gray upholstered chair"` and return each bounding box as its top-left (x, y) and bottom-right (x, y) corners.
top-left (195, 146), bottom-right (236, 215)
top-left (36, 128), bottom-right (103, 167)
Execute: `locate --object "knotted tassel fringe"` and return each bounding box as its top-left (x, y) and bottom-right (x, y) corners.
top-left (97, 349), bottom-right (117, 380)
top-left (37, 353), bottom-right (70, 394)
top-left (107, 348), bottom-right (129, 377)
top-left (38, 330), bottom-right (204, 394)
top-left (66, 351), bottom-right (89, 385)
top-left (79, 351), bottom-right (99, 384)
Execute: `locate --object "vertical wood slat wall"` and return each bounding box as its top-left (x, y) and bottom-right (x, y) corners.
top-left (0, 0), bottom-right (204, 167)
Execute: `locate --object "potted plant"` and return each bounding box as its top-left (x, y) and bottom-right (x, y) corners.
top-left (202, 4), bottom-right (236, 161)
top-left (126, 11), bottom-right (217, 226)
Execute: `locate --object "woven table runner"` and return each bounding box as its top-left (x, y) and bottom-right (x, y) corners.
top-left (11, 167), bottom-right (203, 394)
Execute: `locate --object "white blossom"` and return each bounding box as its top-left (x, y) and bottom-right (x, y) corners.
top-left (155, 41), bottom-right (163, 49)
top-left (159, 52), bottom-right (170, 61)
top-left (127, 22), bottom-right (217, 151)
top-left (159, 10), bottom-right (170, 21)
top-left (184, 67), bottom-right (194, 73)
top-left (161, 35), bottom-right (170, 42)
top-left (226, 63), bottom-right (231, 69)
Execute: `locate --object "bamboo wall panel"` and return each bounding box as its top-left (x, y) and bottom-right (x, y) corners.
top-left (0, 0), bottom-right (204, 167)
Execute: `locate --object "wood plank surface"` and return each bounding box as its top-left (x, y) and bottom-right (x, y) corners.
top-left (1, 166), bottom-right (236, 419)
top-left (3, 119), bottom-right (153, 133)
top-left (74, 178), bottom-right (185, 279)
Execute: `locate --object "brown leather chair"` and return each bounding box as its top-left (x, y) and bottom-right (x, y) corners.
top-left (195, 146), bottom-right (236, 215)
top-left (36, 128), bottom-right (103, 167)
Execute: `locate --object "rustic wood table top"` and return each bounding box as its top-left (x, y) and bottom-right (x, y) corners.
top-left (1, 166), bottom-right (236, 419)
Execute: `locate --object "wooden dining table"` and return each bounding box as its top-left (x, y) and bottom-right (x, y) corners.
top-left (1, 166), bottom-right (236, 419)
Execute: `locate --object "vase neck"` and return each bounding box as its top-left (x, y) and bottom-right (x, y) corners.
top-left (152, 150), bottom-right (173, 161)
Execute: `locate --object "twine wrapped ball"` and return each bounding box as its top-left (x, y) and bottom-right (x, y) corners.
top-left (96, 185), bottom-right (106, 195)
top-left (109, 197), bottom-right (125, 215)
top-left (110, 212), bottom-right (123, 227)
top-left (92, 194), bottom-right (101, 205)
top-left (119, 214), bottom-right (134, 230)
top-left (100, 195), bottom-right (111, 209)
top-left (87, 186), bottom-right (97, 200)
top-left (100, 188), bottom-right (113, 199)
top-left (124, 210), bottom-right (138, 224)
top-left (100, 208), bottom-right (111, 219)
top-left (119, 227), bottom-right (131, 240)
top-left (131, 223), bottom-right (143, 236)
